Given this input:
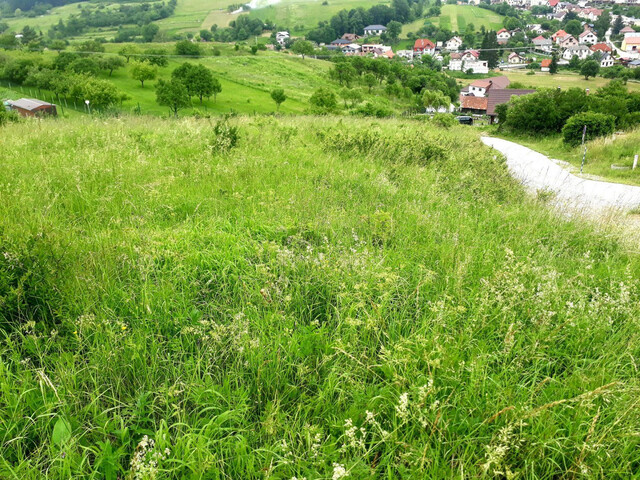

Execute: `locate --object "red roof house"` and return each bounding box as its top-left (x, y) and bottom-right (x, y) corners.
top-left (413, 38), bottom-right (435, 54)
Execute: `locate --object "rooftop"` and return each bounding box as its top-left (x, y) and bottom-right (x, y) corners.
top-left (487, 89), bottom-right (536, 116)
top-left (8, 98), bottom-right (54, 111)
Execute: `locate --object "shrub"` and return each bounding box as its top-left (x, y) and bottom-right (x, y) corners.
top-left (562, 112), bottom-right (615, 146)
top-left (309, 87), bottom-right (337, 114)
top-left (0, 108), bottom-right (19, 126)
top-left (431, 113), bottom-right (457, 128)
top-left (352, 101), bottom-right (392, 118)
top-left (210, 118), bottom-right (240, 152)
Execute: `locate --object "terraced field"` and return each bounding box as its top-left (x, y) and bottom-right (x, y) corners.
top-left (427, 4), bottom-right (504, 33)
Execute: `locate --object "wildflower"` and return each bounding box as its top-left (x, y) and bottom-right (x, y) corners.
top-left (121, 325), bottom-right (127, 331)
top-left (332, 463), bottom-right (348, 480)
top-left (395, 392), bottom-right (410, 421)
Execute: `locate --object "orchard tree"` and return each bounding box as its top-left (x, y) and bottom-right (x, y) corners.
top-left (364, 73), bottom-right (376, 92)
top-left (119, 45), bottom-right (140, 63)
top-left (131, 61), bottom-right (157, 88)
top-left (141, 48), bottom-right (169, 67)
top-left (332, 62), bottom-right (356, 87)
top-left (270, 88), bottom-right (286, 111)
top-left (581, 60), bottom-right (600, 79)
top-left (98, 56), bottom-right (125, 76)
top-left (309, 87), bottom-right (337, 113)
top-left (172, 62), bottom-right (220, 103)
top-left (175, 40), bottom-right (201, 57)
top-left (141, 23), bottom-right (159, 42)
top-left (156, 78), bottom-right (191, 117)
top-left (594, 11), bottom-right (611, 40)
top-left (291, 39), bottom-right (314, 59)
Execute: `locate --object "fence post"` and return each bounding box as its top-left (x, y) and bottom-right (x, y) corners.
top-left (634, 155), bottom-right (638, 170)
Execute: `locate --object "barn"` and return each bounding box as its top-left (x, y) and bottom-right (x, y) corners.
top-left (7, 98), bottom-right (57, 117)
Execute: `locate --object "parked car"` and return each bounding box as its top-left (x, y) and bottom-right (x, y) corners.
top-left (456, 115), bottom-right (473, 125)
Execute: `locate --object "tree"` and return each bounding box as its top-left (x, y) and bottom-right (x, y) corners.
top-left (0, 22), bottom-right (9, 34)
top-left (270, 88), bottom-right (286, 111)
top-left (581, 60), bottom-right (599, 80)
top-left (119, 45), bottom-right (140, 63)
top-left (309, 87), bottom-right (337, 113)
top-left (141, 23), bottom-right (160, 43)
top-left (612, 15), bottom-right (624, 36)
top-left (332, 62), bottom-right (356, 87)
top-left (387, 20), bottom-right (402, 43)
top-left (98, 56), bottom-right (125, 76)
top-left (20, 26), bottom-right (37, 44)
top-left (291, 39), bottom-right (314, 59)
top-left (250, 45), bottom-right (258, 55)
top-left (364, 73), bottom-right (376, 92)
top-left (156, 79), bottom-right (191, 117)
top-left (339, 87), bottom-right (363, 108)
top-left (175, 40), bottom-right (201, 57)
top-left (564, 19), bottom-right (582, 37)
top-left (422, 89), bottom-right (449, 112)
top-left (211, 77), bottom-right (222, 102)
top-left (200, 29), bottom-right (213, 41)
top-left (479, 31), bottom-right (499, 69)
top-left (189, 64), bottom-right (216, 103)
top-left (131, 61), bottom-right (157, 88)
top-left (594, 11), bottom-right (611, 40)
top-left (141, 48), bottom-right (169, 67)
top-left (549, 52), bottom-right (558, 74)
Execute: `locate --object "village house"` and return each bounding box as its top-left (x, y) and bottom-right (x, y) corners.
top-left (459, 88), bottom-right (535, 122)
top-left (590, 42), bottom-right (612, 54)
top-left (363, 25), bottom-right (387, 36)
top-left (448, 52), bottom-right (463, 71)
top-left (540, 58), bottom-right (552, 71)
top-left (527, 24), bottom-right (545, 34)
top-left (276, 31), bottom-right (290, 46)
top-left (532, 35), bottom-right (553, 52)
top-left (578, 30), bottom-right (598, 45)
top-left (341, 33), bottom-right (360, 41)
top-left (559, 35), bottom-right (579, 49)
top-left (7, 98), bottom-right (57, 117)
top-left (341, 44), bottom-right (361, 55)
top-left (552, 29), bottom-right (569, 44)
top-left (413, 38), bottom-right (435, 56)
top-left (462, 76), bottom-right (510, 97)
top-left (508, 52), bottom-right (525, 63)
top-left (599, 53), bottom-right (614, 68)
top-left (562, 45), bottom-right (592, 60)
top-left (373, 46), bottom-right (394, 59)
top-left (578, 8), bottom-right (603, 22)
top-left (497, 28), bottom-right (512, 44)
top-left (396, 50), bottom-right (414, 60)
top-left (620, 26), bottom-right (635, 35)
top-left (361, 43), bottom-right (384, 54)
top-left (622, 34), bottom-right (640, 53)
top-left (445, 36), bottom-right (463, 51)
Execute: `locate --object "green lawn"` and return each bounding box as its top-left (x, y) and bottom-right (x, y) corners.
top-left (427, 4), bottom-right (504, 33)
top-left (2, 115), bottom-right (640, 478)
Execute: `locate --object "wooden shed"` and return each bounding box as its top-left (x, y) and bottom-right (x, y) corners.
top-left (7, 98), bottom-right (57, 117)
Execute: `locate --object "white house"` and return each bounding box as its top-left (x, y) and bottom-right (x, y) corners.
top-left (450, 51), bottom-right (489, 74)
top-left (508, 52), bottom-right (525, 63)
top-left (578, 30), bottom-right (598, 45)
top-left (464, 60), bottom-right (489, 74)
top-left (448, 53), bottom-right (463, 71)
top-left (445, 36), bottom-right (463, 51)
top-left (396, 49), bottom-right (414, 60)
top-left (599, 53), bottom-right (614, 67)
top-left (276, 31), bottom-right (290, 46)
top-left (363, 25), bottom-right (387, 36)
top-left (361, 43), bottom-right (384, 53)
top-left (341, 43), bottom-right (361, 55)
top-left (532, 35), bottom-right (553, 53)
top-left (527, 24), bottom-right (545, 34)
top-left (559, 35), bottom-right (579, 49)
top-left (497, 28), bottom-right (511, 44)
top-left (413, 38), bottom-right (435, 56)
top-left (562, 45), bottom-right (592, 60)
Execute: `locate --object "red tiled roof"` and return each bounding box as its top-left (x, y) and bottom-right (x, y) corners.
top-left (541, 59), bottom-right (552, 67)
top-left (414, 38), bottom-right (435, 50)
top-left (625, 37), bottom-right (640, 45)
top-left (553, 29), bottom-right (568, 38)
top-left (533, 35), bottom-right (546, 41)
top-left (590, 43), bottom-right (611, 52)
top-left (490, 76), bottom-right (511, 89)
top-left (497, 28), bottom-right (508, 34)
top-left (549, 0), bottom-right (559, 6)
top-left (470, 79), bottom-right (492, 88)
top-left (460, 96), bottom-right (488, 111)
top-left (487, 89), bottom-right (536, 115)
top-left (579, 30), bottom-right (596, 38)
top-left (621, 26), bottom-right (635, 33)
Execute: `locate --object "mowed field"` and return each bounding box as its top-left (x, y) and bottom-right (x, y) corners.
top-left (427, 4), bottom-right (504, 32)
top-left (457, 71), bottom-right (640, 93)
top-left (1, 47), bottom-right (333, 115)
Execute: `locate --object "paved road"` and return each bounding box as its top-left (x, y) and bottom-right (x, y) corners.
top-left (481, 137), bottom-right (640, 214)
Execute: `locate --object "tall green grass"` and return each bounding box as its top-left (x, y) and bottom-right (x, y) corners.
top-left (1, 115), bottom-right (640, 479)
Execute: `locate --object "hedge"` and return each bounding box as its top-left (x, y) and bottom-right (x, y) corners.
top-left (562, 112), bottom-right (616, 146)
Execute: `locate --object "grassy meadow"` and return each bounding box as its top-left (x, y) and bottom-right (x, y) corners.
top-left (497, 128), bottom-right (640, 185)
top-left (426, 4), bottom-right (504, 33)
top-left (1, 48), bottom-right (336, 115)
top-left (2, 115), bottom-right (640, 478)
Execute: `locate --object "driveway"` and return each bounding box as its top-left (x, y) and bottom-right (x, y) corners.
top-left (481, 136), bottom-right (640, 214)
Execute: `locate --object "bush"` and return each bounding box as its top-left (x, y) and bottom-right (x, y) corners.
top-left (431, 113), bottom-right (457, 128)
top-left (562, 112), bottom-right (615, 146)
top-left (352, 102), bottom-right (392, 118)
top-left (0, 108), bottom-right (19, 126)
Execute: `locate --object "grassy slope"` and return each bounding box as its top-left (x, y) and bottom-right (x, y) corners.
top-left (2, 48), bottom-right (334, 115)
top-left (496, 128), bottom-right (640, 186)
top-left (1, 2), bottom-right (91, 32)
top-left (427, 4), bottom-right (504, 33)
top-left (2, 115), bottom-right (640, 478)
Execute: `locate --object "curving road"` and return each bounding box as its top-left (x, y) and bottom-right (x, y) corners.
top-left (481, 136), bottom-right (640, 214)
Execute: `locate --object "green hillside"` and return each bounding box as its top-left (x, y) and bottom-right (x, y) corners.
top-left (427, 4), bottom-right (504, 32)
top-left (2, 115), bottom-right (640, 478)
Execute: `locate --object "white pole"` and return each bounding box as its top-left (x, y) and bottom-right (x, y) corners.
top-left (633, 155), bottom-right (638, 170)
